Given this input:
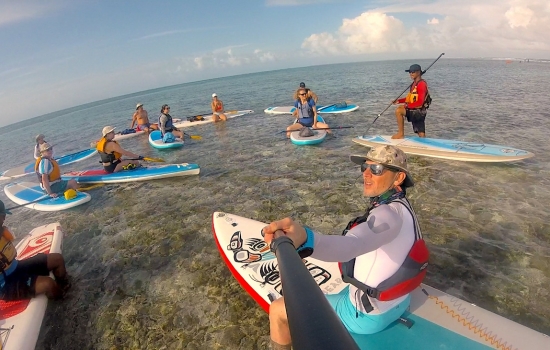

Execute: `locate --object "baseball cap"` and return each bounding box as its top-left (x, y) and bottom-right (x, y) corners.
top-left (136, 103), bottom-right (143, 110)
top-left (0, 199), bottom-right (11, 215)
top-left (350, 145), bottom-right (414, 187)
top-left (35, 134), bottom-right (45, 142)
top-left (212, 93), bottom-right (217, 98)
top-left (405, 64), bottom-right (422, 73)
top-left (102, 126), bottom-right (116, 137)
top-left (299, 82), bottom-right (306, 88)
top-left (39, 142), bottom-right (53, 153)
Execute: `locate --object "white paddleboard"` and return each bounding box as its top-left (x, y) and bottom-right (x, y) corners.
top-left (264, 104), bottom-right (359, 115)
top-left (0, 223), bottom-right (64, 350)
top-left (290, 115), bottom-right (327, 146)
top-left (172, 109), bottom-right (253, 129)
top-left (3, 182), bottom-right (91, 212)
top-left (353, 135), bottom-right (535, 162)
top-left (212, 212), bottom-right (550, 350)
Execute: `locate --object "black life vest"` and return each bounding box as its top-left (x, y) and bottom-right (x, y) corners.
top-left (339, 197), bottom-right (429, 313)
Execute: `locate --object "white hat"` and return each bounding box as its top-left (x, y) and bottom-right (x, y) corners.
top-left (102, 126), bottom-right (116, 137)
top-left (136, 103), bottom-right (143, 110)
top-left (212, 93), bottom-right (217, 98)
top-left (39, 142), bottom-right (53, 153)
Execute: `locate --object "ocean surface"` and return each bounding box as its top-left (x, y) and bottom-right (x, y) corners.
top-left (1, 58), bottom-right (549, 349)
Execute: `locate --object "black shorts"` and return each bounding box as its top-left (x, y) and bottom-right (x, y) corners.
top-left (103, 159), bottom-right (122, 174)
top-left (1, 254), bottom-right (49, 301)
top-left (405, 109), bottom-right (427, 134)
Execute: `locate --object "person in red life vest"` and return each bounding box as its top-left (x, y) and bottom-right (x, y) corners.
top-left (392, 64), bottom-right (431, 139)
top-left (211, 93), bottom-right (227, 122)
top-left (35, 143), bottom-right (79, 197)
top-left (0, 200), bottom-right (71, 300)
top-left (262, 145), bottom-right (429, 350)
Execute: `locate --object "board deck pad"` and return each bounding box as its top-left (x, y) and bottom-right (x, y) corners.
top-left (212, 212), bottom-right (550, 350)
top-left (3, 182), bottom-right (91, 211)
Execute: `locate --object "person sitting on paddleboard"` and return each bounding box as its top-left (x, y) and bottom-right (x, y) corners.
top-left (33, 134), bottom-right (51, 159)
top-left (286, 87), bottom-right (330, 138)
top-left (131, 103), bottom-right (158, 134)
top-left (392, 64), bottom-right (431, 139)
top-left (97, 126), bottom-right (142, 173)
top-left (35, 143), bottom-right (79, 198)
top-left (297, 82), bottom-right (318, 103)
top-left (158, 105), bottom-right (184, 140)
top-left (0, 200), bottom-right (71, 300)
top-left (263, 145), bottom-right (429, 349)
top-left (211, 93), bottom-right (227, 122)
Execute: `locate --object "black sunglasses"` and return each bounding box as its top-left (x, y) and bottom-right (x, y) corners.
top-left (361, 163), bottom-right (396, 176)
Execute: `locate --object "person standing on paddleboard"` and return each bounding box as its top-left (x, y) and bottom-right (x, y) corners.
top-left (211, 93), bottom-right (227, 122)
top-left (131, 103), bottom-right (158, 134)
top-left (97, 126), bottom-right (143, 173)
top-left (286, 87), bottom-right (330, 138)
top-left (297, 82), bottom-right (318, 103)
top-left (35, 143), bottom-right (79, 197)
top-left (392, 64), bottom-right (431, 139)
top-left (0, 200), bottom-right (71, 300)
top-left (263, 145), bottom-right (429, 350)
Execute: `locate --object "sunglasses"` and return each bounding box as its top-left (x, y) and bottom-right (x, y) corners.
top-left (299, 93), bottom-right (307, 96)
top-left (361, 163), bottom-right (396, 176)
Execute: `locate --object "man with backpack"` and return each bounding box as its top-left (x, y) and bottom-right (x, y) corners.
top-left (392, 64), bottom-right (431, 139)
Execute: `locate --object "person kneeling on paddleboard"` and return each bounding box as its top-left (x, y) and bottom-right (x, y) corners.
top-left (158, 105), bottom-right (184, 140)
top-left (0, 200), bottom-right (71, 300)
top-left (286, 88), bottom-right (330, 138)
top-left (263, 145), bottom-right (429, 350)
top-left (97, 126), bottom-right (143, 173)
top-left (35, 143), bottom-right (79, 197)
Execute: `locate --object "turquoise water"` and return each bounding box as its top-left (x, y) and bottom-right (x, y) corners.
top-left (1, 59), bottom-right (549, 349)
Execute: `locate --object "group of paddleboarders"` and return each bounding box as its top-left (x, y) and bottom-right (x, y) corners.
top-left (0, 200), bottom-right (71, 301)
top-left (263, 144), bottom-right (428, 349)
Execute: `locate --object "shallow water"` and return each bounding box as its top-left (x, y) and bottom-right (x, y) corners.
top-left (1, 59), bottom-right (549, 349)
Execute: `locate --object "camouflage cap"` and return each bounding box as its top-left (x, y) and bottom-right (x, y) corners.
top-left (350, 145), bottom-right (414, 187)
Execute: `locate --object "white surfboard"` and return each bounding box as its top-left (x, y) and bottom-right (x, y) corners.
top-left (4, 182), bottom-right (91, 212)
top-left (353, 135), bottom-right (535, 162)
top-left (0, 223), bottom-right (64, 350)
top-left (212, 212), bottom-right (550, 350)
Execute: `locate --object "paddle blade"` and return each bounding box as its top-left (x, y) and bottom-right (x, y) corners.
top-left (143, 157), bottom-right (165, 162)
top-left (189, 135), bottom-right (202, 140)
top-left (78, 184), bottom-right (104, 191)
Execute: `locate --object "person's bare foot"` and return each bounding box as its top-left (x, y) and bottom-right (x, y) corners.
top-left (391, 133), bottom-right (404, 139)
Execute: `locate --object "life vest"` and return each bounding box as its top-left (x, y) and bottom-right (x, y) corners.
top-left (34, 157), bottom-right (61, 186)
top-left (296, 99), bottom-right (315, 120)
top-left (96, 137), bottom-right (122, 164)
top-left (404, 79), bottom-right (432, 110)
top-left (339, 197), bottom-right (429, 313)
top-left (0, 227), bottom-right (17, 274)
top-left (158, 113), bottom-right (174, 135)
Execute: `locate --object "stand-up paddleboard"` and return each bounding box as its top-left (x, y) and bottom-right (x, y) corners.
top-left (264, 104), bottom-right (359, 115)
top-left (172, 110), bottom-right (253, 129)
top-left (0, 223), bottom-right (64, 350)
top-left (0, 148), bottom-right (98, 181)
top-left (353, 135), bottom-right (535, 162)
top-left (61, 163), bottom-right (200, 183)
top-left (4, 182), bottom-right (91, 212)
top-left (148, 130), bottom-right (184, 149)
top-left (113, 119), bottom-right (181, 141)
top-left (290, 115), bottom-right (327, 146)
top-left (212, 212), bottom-right (550, 350)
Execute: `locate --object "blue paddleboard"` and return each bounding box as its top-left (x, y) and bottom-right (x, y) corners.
top-left (148, 130), bottom-right (184, 149)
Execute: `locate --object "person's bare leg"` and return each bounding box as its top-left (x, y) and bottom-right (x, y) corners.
top-left (392, 106), bottom-right (406, 139)
top-left (269, 298), bottom-right (292, 347)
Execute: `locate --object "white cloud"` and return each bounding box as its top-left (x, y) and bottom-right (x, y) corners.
top-left (0, 1), bottom-right (64, 27)
top-left (190, 46), bottom-right (280, 70)
top-left (301, 0), bottom-right (550, 57)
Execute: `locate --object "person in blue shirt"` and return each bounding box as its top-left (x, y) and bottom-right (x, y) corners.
top-left (286, 88), bottom-right (330, 138)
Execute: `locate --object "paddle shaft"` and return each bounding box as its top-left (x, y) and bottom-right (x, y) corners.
top-left (6, 192), bottom-right (62, 211)
top-left (365, 53), bottom-right (445, 133)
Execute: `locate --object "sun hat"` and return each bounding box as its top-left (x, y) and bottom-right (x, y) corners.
top-left (39, 142), bottom-right (53, 153)
top-left (405, 64), bottom-right (422, 73)
top-left (102, 126), bottom-right (116, 137)
top-left (35, 134), bottom-right (45, 142)
top-left (136, 103), bottom-right (143, 110)
top-left (350, 145), bottom-right (414, 187)
top-left (212, 93), bottom-right (217, 98)
top-left (0, 199), bottom-right (11, 215)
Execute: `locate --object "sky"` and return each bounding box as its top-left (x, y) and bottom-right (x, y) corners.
top-left (1, 0), bottom-right (549, 127)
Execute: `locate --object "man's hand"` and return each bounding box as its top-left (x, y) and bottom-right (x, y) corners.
top-left (262, 217), bottom-right (307, 249)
